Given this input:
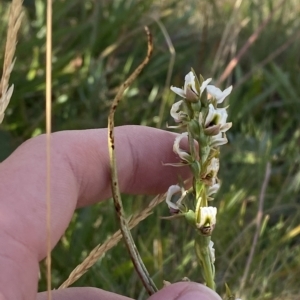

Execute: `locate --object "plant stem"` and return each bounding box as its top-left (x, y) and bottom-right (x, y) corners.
top-left (195, 234), bottom-right (216, 291)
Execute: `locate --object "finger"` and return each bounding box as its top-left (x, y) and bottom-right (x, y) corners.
top-left (148, 282), bottom-right (222, 300)
top-left (36, 282), bottom-right (222, 300)
top-left (0, 126), bottom-right (191, 299)
top-left (37, 287), bottom-right (132, 300)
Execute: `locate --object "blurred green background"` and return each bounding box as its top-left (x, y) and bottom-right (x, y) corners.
top-left (1, 0), bottom-right (300, 299)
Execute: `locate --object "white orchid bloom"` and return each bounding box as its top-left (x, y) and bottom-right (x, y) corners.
top-left (173, 132), bottom-right (191, 162)
top-left (210, 132), bottom-right (228, 147)
top-left (196, 206), bottom-right (217, 231)
top-left (205, 104), bottom-right (232, 134)
top-left (170, 71), bottom-right (198, 100)
top-left (209, 240), bottom-right (215, 263)
top-left (207, 84), bottom-right (232, 104)
top-left (165, 185), bottom-right (187, 212)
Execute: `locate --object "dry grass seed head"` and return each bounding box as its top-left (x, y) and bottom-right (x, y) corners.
top-left (59, 193), bottom-right (165, 289)
top-left (0, 0), bottom-right (23, 124)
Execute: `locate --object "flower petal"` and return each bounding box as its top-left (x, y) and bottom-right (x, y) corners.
top-left (207, 85), bottom-right (221, 99)
top-left (205, 104), bottom-right (217, 127)
top-left (206, 157), bottom-right (219, 177)
top-left (217, 85), bottom-right (232, 103)
top-left (173, 132), bottom-right (190, 162)
top-left (170, 86), bottom-right (186, 98)
top-left (210, 132), bottom-right (228, 147)
top-left (220, 122), bottom-right (232, 132)
top-left (208, 182), bottom-right (220, 197)
top-left (166, 185), bottom-right (181, 211)
top-left (198, 206), bottom-right (217, 228)
top-left (209, 240), bottom-right (215, 263)
top-left (170, 100), bottom-right (184, 122)
top-left (207, 84), bottom-right (232, 103)
top-left (184, 71), bottom-right (197, 94)
top-left (165, 185), bottom-right (187, 213)
top-left (200, 78), bottom-right (212, 95)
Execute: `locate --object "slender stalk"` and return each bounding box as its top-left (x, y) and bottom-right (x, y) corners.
top-left (46, 0), bottom-right (52, 299)
top-left (107, 27), bottom-right (157, 296)
top-left (195, 234), bottom-right (215, 291)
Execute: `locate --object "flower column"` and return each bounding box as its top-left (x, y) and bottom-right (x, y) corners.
top-left (165, 70), bottom-right (232, 290)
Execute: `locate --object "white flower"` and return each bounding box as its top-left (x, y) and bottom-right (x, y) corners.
top-left (196, 206), bottom-right (217, 230)
top-left (165, 185), bottom-right (187, 212)
top-left (210, 132), bottom-right (228, 147)
top-left (204, 104), bottom-right (232, 134)
top-left (170, 100), bottom-right (184, 122)
top-left (207, 84), bottom-right (232, 104)
top-left (170, 71), bottom-right (198, 100)
top-left (209, 240), bottom-right (215, 263)
top-left (173, 132), bottom-right (191, 162)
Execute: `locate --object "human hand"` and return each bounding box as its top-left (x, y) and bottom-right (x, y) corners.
top-left (0, 125), bottom-right (221, 300)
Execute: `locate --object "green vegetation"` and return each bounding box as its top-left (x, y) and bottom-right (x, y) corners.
top-left (1, 0), bottom-right (300, 299)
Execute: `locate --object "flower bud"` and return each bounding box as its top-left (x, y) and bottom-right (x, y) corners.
top-left (190, 160), bottom-right (201, 176)
top-left (184, 209), bottom-right (196, 227)
top-left (188, 119), bottom-right (200, 140)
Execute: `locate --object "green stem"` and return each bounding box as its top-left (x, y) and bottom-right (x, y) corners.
top-left (188, 130), bottom-right (196, 160)
top-left (194, 234), bottom-right (216, 291)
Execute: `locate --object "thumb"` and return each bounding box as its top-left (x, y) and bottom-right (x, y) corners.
top-left (148, 282), bottom-right (222, 300)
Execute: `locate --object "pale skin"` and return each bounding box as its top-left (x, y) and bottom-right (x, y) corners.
top-left (0, 125), bottom-right (221, 300)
